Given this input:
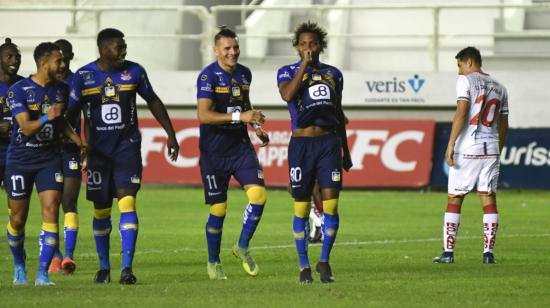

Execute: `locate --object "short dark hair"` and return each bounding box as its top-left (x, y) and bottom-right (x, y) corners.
top-left (33, 42), bottom-right (60, 64)
top-left (97, 28), bottom-right (125, 46)
top-left (54, 39), bottom-right (74, 60)
top-left (292, 21), bottom-right (328, 53)
top-left (0, 38), bottom-right (18, 55)
top-left (455, 46), bottom-right (482, 67)
top-left (214, 26), bottom-right (237, 43)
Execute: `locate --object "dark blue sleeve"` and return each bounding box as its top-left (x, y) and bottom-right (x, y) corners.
top-left (277, 65), bottom-right (293, 86)
top-left (197, 69), bottom-right (215, 100)
top-left (6, 85), bottom-right (28, 117)
top-left (137, 64), bottom-right (155, 101)
top-left (68, 71), bottom-right (83, 110)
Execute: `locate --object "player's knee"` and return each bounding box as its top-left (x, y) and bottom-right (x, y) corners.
top-left (118, 196), bottom-right (136, 213)
top-left (7, 222), bottom-right (24, 237)
top-left (209, 202), bottom-right (227, 217)
top-left (64, 212), bottom-right (79, 230)
top-left (246, 185), bottom-right (267, 205)
top-left (294, 201), bottom-right (311, 218)
top-left (323, 199), bottom-right (338, 215)
top-left (8, 213), bottom-right (25, 230)
top-left (94, 207), bottom-right (112, 219)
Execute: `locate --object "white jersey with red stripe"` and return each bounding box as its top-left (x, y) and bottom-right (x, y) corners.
top-left (454, 72), bottom-right (509, 156)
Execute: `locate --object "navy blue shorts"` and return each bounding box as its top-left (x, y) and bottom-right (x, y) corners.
top-left (288, 133), bottom-right (342, 199)
top-left (86, 148), bottom-right (142, 204)
top-left (62, 149), bottom-right (82, 179)
top-left (5, 160), bottom-right (64, 200)
top-left (199, 147), bottom-right (264, 204)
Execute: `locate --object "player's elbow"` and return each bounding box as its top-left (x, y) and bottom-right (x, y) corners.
top-left (197, 111), bottom-right (210, 125)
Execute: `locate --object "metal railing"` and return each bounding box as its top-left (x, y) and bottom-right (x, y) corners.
top-left (2, 3), bottom-right (550, 70)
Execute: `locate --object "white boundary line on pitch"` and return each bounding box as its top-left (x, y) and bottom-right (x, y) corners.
top-left (2, 233), bottom-right (548, 260)
top-left (128, 232), bottom-right (550, 256)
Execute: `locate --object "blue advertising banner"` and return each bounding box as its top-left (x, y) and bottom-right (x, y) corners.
top-left (430, 124), bottom-right (550, 189)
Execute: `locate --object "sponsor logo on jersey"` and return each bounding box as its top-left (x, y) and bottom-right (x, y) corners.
top-left (26, 90), bottom-right (35, 103)
top-left (120, 70), bottom-right (132, 81)
top-left (82, 71), bottom-right (95, 85)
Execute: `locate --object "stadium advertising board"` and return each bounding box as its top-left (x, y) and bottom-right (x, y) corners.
top-left (139, 119), bottom-right (435, 187)
top-left (430, 124), bottom-right (550, 189)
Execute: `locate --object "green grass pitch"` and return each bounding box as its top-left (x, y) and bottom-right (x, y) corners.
top-left (1, 188), bottom-right (549, 307)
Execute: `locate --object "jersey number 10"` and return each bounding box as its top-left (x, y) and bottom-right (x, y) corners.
top-left (470, 95), bottom-right (501, 127)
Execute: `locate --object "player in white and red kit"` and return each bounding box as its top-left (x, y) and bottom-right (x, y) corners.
top-left (434, 47), bottom-right (509, 264)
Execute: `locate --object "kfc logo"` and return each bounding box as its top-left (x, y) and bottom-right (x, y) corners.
top-left (139, 119), bottom-right (434, 187)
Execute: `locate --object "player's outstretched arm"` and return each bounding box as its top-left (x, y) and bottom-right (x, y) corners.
top-left (146, 92), bottom-right (179, 162)
top-left (15, 104), bottom-right (62, 137)
top-left (446, 101), bottom-right (469, 167)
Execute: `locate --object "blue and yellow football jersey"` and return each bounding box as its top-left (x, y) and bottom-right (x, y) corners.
top-left (6, 77), bottom-right (68, 166)
top-left (196, 61), bottom-right (253, 156)
top-left (0, 75), bottom-right (24, 165)
top-left (277, 61), bottom-right (344, 130)
top-left (69, 60), bottom-right (154, 156)
top-left (61, 70), bottom-right (81, 152)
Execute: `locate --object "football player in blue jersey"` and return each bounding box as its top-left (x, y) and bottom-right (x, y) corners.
top-left (0, 38), bottom-right (23, 192)
top-left (277, 21), bottom-right (352, 284)
top-left (5, 42), bottom-right (85, 286)
top-left (197, 27), bottom-right (269, 280)
top-left (67, 28), bottom-right (179, 284)
top-left (0, 38), bottom-right (23, 287)
top-left (48, 38), bottom-right (80, 275)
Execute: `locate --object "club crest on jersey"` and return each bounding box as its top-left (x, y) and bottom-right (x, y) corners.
top-left (232, 86), bottom-right (241, 97)
top-left (201, 74), bottom-right (208, 81)
top-left (42, 103), bottom-right (51, 114)
top-left (55, 172), bottom-right (64, 183)
top-left (130, 175), bottom-right (141, 184)
top-left (331, 171), bottom-right (341, 182)
top-left (120, 70), bottom-right (132, 81)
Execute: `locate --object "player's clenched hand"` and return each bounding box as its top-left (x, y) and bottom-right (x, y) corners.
top-left (240, 110), bottom-right (265, 125)
top-left (47, 104), bottom-right (63, 121)
top-left (167, 136), bottom-right (179, 162)
top-left (255, 127), bottom-right (270, 147)
top-left (445, 146), bottom-right (455, 167)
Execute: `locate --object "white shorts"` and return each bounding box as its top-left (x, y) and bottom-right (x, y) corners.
top-left (448, 154), bottom-right (500, 196)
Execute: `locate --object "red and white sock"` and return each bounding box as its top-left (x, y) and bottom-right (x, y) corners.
top-left (443, 203), bottom-right (461, 252)
top-left (483, 204), bottom-right (499, 253)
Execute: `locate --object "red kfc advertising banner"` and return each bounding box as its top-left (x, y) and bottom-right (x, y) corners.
top-left (140, 119), bottom-right (435, 188)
